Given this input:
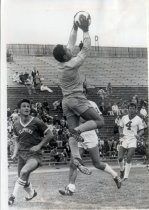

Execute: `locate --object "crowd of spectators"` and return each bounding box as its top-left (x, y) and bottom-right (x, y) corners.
top-left (96, 84), bottom-right (148, 119)
top-left (8, 76), bottom-right (148, 164)
top-left (12, 67), bottom-right (53, 95)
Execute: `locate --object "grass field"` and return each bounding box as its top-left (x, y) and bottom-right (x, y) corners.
top-left (8, 164), bottom-right (149, 210)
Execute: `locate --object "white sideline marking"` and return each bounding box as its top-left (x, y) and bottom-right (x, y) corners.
top-left (8, 164), bottom-right (147, 176)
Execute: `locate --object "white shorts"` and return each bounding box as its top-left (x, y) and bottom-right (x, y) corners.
top-left (78, 130), bottom-right (98, 150)
top-left (120, 136), bottom-right (137, 149)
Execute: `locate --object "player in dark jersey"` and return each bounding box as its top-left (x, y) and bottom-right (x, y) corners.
top-left (8, 99), bottom-right (53, 205)
top-left (53, 15), bottom-right (106, 176)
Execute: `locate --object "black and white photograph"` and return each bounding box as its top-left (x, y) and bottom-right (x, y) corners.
top-left (1, 0), bottom-right (149, 209)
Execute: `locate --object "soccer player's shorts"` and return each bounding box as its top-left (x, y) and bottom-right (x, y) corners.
top-left (62, 92), bottom-right (93, 118)
top-left (18, 150), bottom-right (42, 173)
top-left (78, 130), bottom-right (98, 150)
top-left (120, 136), bottom-right (137, 149)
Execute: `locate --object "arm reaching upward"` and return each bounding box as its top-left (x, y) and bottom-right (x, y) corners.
top-left (67, 23), bottom-right (78, 53)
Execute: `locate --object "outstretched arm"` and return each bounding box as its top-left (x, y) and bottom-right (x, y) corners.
top-left (75, 17), bottom-right (91, 60)
top-left (66, 18), bottom-right (91, 68)
top-left (67, 23), bottom-right (78, 53)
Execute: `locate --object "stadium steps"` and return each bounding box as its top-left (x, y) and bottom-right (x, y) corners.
top-left (7, 56), bottom-right (148, 87)
top-left (8, 153), bottom-right (145, 166)
top-left (7, 86), bottom-right (148, 114)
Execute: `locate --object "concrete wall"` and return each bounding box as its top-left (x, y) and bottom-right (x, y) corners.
top-left (7, 44), bottom-right (147, 58)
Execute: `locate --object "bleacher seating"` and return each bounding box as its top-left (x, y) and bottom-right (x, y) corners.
top-left (8, 56), bottom-right (148, 87)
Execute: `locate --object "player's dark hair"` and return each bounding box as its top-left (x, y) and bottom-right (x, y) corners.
top-left (128, 102), bottom-right (136, 109)
top-left (17, 99), bottom-right (31, 108)
top-left (53, 44), bottom-right (66, 62)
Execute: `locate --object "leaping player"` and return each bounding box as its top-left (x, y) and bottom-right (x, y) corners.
top-left (53, 13), bottom-right (109, 176)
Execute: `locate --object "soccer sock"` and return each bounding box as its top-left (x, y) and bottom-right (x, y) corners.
top-left (67, 183), bottom-right (76, 193)
top-left (24, 182), bottom-right (34, 198)
top-left (104, 164), bottom-right (117, 178)
top-left (124, 162), bottom-right (132, 179)
top-left (119, 159), bottom-right (125, 171)
top-left (12, 178), bottom-right (26, 198)
top-left (75, 120), bottom-right (98, 133)
top-left (69, 137), bottom-right (81, 159)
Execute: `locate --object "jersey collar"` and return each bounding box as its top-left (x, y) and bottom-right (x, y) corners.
top-left (20, 117), bottom-right (34, 127)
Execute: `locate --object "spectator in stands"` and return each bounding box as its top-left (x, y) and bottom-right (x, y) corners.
top-left (61, 148), bottom-right (69, 163)
top-left (106, 82), bottom-right (112, 96)
top-left (7, 49), bottom-right (14, 62)
top-left (31, 67), bottom-right (37, 87)
top-left (139, 98), bottom-right (147, 108)
top-left (114, 115), bottom-right (122, 135)
top-left (63, 142), bottom-right (71, 159)
top-left (25, 75), bottom-right (36, 95)
top-left (11, 109), bottom-right (20, 122)
top-left (112, 102), bottom-right (120, 116)
top-left (53, 100), bottom-right (62, 111)
top-left (131, 95), bottom-right (138, 106)
top-left (12, 72), bottom-right (20, 84)
top-left (24, 72), bottom-right (29, 81)
top-left (83, 75), bottom-right (88, 95)
top-left (60, 117), bottom-right (68, 129)
top-left (7, 117), bottom-right (13, 134)
top-left (7, 133), bottom-right (14, 156)
top-left (7, 108), bottom-right (12, 118)
top-left (42, 100), bottom-right (50, 113)
top-left (97, 88), bottom-right (107, 100)
top-left (79, 41), bottom-right (83, 51)
top-left (35, 72), bottom-right (53, 93)
top-left (120, 100), bottom-right (128, 115)
top-left (51, 147), bottom-right (62, 162)
top-left (140, 105), bottom-right (147, 118)
top-left (98, 138), bottom-right (104, 157)
top-left (105, 102), bottom-right (112, 116)
top-left (19, 73), bottom-right (26, 85)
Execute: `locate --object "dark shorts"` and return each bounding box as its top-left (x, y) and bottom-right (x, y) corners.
top-left (18, 151), bottom-right (42, 174)
top-left (62, 92), bottom-right (92, 118)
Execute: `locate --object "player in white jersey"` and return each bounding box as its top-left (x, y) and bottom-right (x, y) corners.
top-left (59, 100), bottom-right (121, 196)
top-left (118, 103), bottom-right (144, 181)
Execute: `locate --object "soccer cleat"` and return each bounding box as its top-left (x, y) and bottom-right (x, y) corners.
top-left (113, 176), bottom-right (121, 189)
top-left (120, 169), bottom-right (125, 179)
top-left (70, 129), bottom-right (84, 142)
top-left (59, 186), bottom-right (74, 196)
top-left (8, 195), bottom-right (15, 205)
top-left (73, 158), bottom-right (92, 175)
top-left (25, 190), bottom-right (37, 201)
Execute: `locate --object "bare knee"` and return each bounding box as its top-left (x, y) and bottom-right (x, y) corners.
top-left (126, 156), bottom-right (132, 164)
top-left (69, 159), bottom-right (77, 170)
top-left (20, 168), bottom-right (30, 180)
top-left (92, 160), bottom-right (105, 170)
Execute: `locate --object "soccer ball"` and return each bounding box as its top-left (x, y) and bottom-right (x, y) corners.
top-left (74, 11), bottom-right (91, 28)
